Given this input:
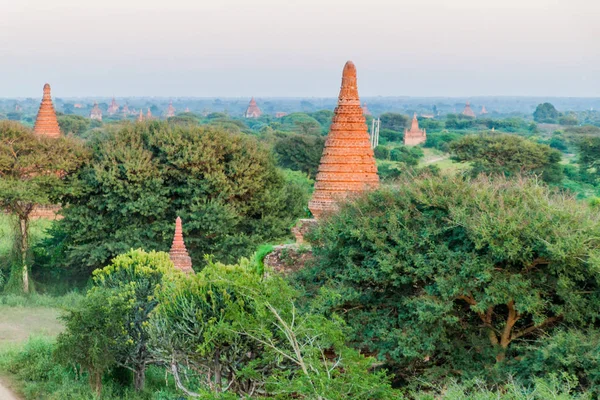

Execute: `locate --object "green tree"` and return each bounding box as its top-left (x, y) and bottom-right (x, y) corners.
top-left (52, 122), bottom-right (307, 274)
top-left (578, 136), bottom-right (600, 185)
top-left (533, 103), bottom-right (560, 123)
top-left (0, 121), bottom-right (87, 292)
top-left (273, 134), bottom-right (325, 177)
top-left (298, 175), bottom-right (600, 384)
top-left (55, 288), bottom-right (128, 395)
top-left (92, 249), bottom-right (174, 391)
top-left (151, 257), bottom-right (395, 398)
top-left (450, 133), bottom-right (563, 183)
top-left (379, 113), bottom-right (409, 132)
top-left (57, 114), bottom-right (90, 136)
top-left (389, 145), bottom-right (424, 166)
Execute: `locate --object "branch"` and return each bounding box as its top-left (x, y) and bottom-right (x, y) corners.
top-left (511, 315), bottom-right (563, 341)
top-left (171, 361), bottom-right (200, 398)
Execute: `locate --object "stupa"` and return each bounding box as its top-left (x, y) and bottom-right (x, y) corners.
top-left (137, 110), bottom-right (144, 122)
top-left (184, 107), bottom-right (190, 113)
top-left (166, 101), bottom-right (175, 117)
top-left (169, 217), bottom-right (194, 274)
top-left (462, 101), bottom-right (476, 118)
top-left (480, 105), bottom-right (488, 115)
top-left (308, 61), bottom-right (379, 219)
top-left (107, 97), bottom-right (119, 115)
top-left (33, 84), bottom-right (61, 138)
top-left (90, 103), bottom-right (102, 121)
top-left (404, 113), bottom-right (426, 146)
top-left (147, 108), bottom-right (153, 119)
top-left (122, 104), bottom-right (130, 115)
top-left (244, 97), bottom-right (262, 118)
top-left (362, 102), bottom-right (372, 116)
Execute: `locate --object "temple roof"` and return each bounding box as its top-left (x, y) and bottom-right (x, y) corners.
top-left (33, 84), bottom-right (61, 138)
top-left (308, 61), bottom-right (379, 219)
top-left (169, 217), bottom-right (194, 274)
top-left (462, 101), bottom-right (476, 118)
top-left (244, 97), bottom-right (262, 118)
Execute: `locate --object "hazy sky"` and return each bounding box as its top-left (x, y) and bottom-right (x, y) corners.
top-left (1, 0), bottom-right (599, 97)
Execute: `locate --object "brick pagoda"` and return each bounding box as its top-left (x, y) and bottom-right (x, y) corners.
top-left (169, 217), bottom-right (194, 274)
top-left (107, 97), bottom-right (119, 115)
top-left (404, 113), bottom-right (426, 146)
top-left (166, 101), bottom-right (175, 117)
top-left (137, 109), bottom-right (144, 122)
top-left (244, 97), bottom-right (262, 118)
top-left (462, 101), bottom-right (476, 118)
top-left (362, 102), bottom-right (372, 116)
top-left (308, 61), bottom-right (379, 219)
top-left (33, 84), bottom-right (61, 138)
top-left (480, 105), bottom-right (488, 115)
top-left (90, 103), bottom-right (102, 121)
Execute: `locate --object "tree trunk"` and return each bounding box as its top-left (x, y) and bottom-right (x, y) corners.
top-left (89, 370), bottom-right (102, 396)
top-left (19, 216), bottom-right (29, 294)
top-left (134, 364), bottom-right (146, 391)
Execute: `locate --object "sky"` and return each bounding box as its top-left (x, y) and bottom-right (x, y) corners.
top-left (1, 0), bottom-right (599, 98)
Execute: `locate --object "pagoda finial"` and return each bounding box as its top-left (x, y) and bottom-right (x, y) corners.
top-left (169, 217), bottom-right (194, 274)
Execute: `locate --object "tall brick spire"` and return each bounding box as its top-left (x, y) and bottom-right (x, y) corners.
top-left (33, 84), bottom-right (61, 138)
top-left (404, 113), bottom-right (426, 146)
top-left (169, 217), bottom-right (194, 274)
top-left (308, 61), bottom-right (379, 219)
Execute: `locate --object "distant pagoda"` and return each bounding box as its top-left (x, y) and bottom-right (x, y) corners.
top-left (33, 84), bottom-right (61, 138)
top-left (122, 103), bottom-right (130, 115)
top-left (362, 102), bottom-right (372, 116)
top-left (169, 217), bottom-right (194, 274)
top-left (184, 107), bottom-right (190, 113)
top-left (90, 103), bottom-right (102, 121)
top-left (107, 97), bottom-right (119, 115)
top-left (308, 61), bottom-right (379, 219)
top-left (404, 113), bottom-right (426, 146)
top-left (480, 105), bottom-right (488, 115)
top-left (244, 97), bottom-right (262, 118)
top-left (166, 101), bottom-right (176, 118)
top-left (462, 101), bottom-right (476, 118)
top-left (137, 109), bottom-right (144, 122)
top-left (147, 108), bottom-right (153, 119)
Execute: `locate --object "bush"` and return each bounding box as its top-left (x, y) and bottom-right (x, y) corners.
top-left (374, 145), bottom-right (390, 160)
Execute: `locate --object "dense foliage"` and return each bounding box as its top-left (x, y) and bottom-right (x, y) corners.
top-left (273, 133), bottom-right (325, 177)
top-left (0, 121), bottom-right (88, 292)
top-left (533, 102), bottom-right (560, 123)
top-left (298, 175), bottom-right (600, 390)
top-left (51, 122), bottom-right (307, 274)
top-left (450, 133), bottom-right (563, 183)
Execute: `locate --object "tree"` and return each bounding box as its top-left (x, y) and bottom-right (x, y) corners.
top-left (298, 175), bottom-right (600, 384)
top-left (151, 257), bottom-right (395, 398)
top-left (390, 145), bottom-right (424, 166)
top-left (379, 113), bottom-right (409, 132)
top-left (92, 249), bottom-right (174, 391)
top-left (450, 133), bottom-right (563, 183)
top-left (52, 122), bottom-right (307, 274)
top-left (533, 103), bottom-right (560, 123)
top-left (57, 114), bottom-right (90, 136)
top-left (55, 288), bottom-right (128, 395)
top-left (273, 134), bottom-right (325, 177)
top-left (578, 135), bottom-right (600, 185)
top-left (0, 121), bottom-right (87, 292)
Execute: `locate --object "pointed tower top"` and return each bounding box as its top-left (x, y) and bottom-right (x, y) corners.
top-left (169, 217), bottom-right (194, 274)
top-left (339, 61), bottom-right (360, 105)
top-left (343, 60), bottom-right (356, 78)
top-left (34, 83), bottom-right (61, 138)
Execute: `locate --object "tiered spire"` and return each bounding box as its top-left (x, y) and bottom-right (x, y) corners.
top-left (462, 101), bottom-right (476, 118)
top-left (480, 105), bottom-right (488, 115)
top-left (362, 102), bottom-right (372, 116)
top-left (166, 101), bottom-right (176, 117)
top-left (33, 84), bottom-right (61, 138)
top-left (107, 97), bottom-right (119, 115)
top-left (404, 113), bottom-right (426, 146)
top-left (169, 217), bottom-right (194, 274)
top-left (244, 97), bottom-right (262, 118)
top-left (90, 102), bottom-right (102, 121)
top-left (147, 108), bottom-right (152, 119)
top-left (137, 109), bottom-right (144, 122)
top-left (308, 61), bottom-right (379, 219)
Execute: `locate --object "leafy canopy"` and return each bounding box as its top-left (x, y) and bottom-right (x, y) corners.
top-left (298, 175), bottom-right (600, 385)
top-left (52, 122), bottom-right (307, 273)
top-left (450, 133), bottom-right (563, 183)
